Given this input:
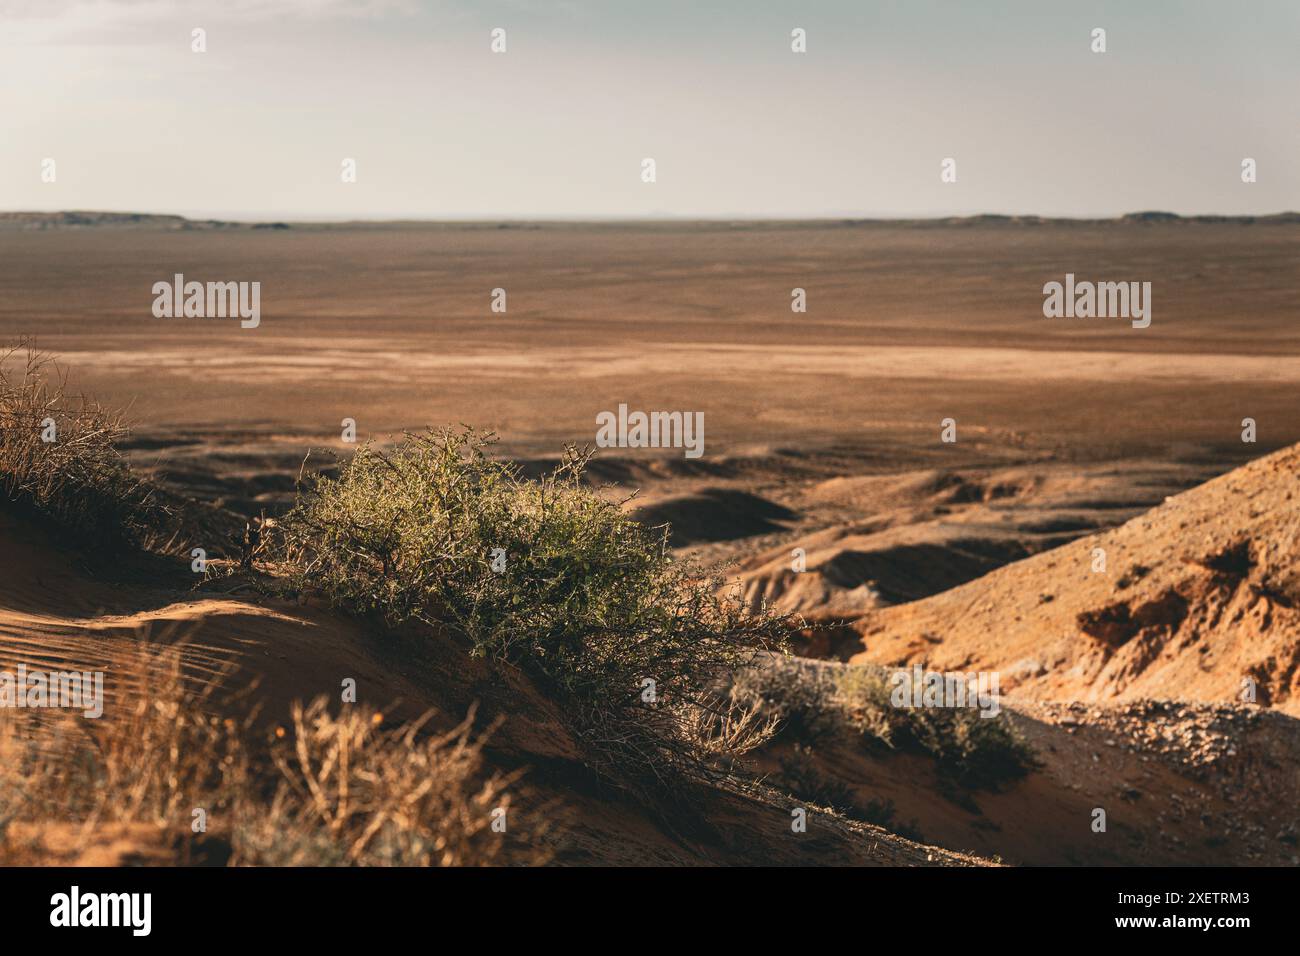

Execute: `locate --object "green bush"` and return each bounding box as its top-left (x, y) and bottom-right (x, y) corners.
top-left (277, 428), bottom-right (787, 794)
top-left (835, 666), bottom-right (1037, 790)
top-left (730, 660), bottom-right (1036, 793)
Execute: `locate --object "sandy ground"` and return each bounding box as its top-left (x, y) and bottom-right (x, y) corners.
top-left (0, 508), bottom-right (988, 867)
top-left (0, 220), bottom-right (1296, 459)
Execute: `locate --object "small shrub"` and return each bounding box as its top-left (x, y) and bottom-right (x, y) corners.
top-left (676, 694), bottom-right (779, 763)
top-left (910, 711), bottom-right (1037, 790)
top-left (0, 648), bottom-right (241, 831)
top-left (0, 345), bottom-right (160, 549)
top-left (728, 659), bottom-right (840, 743)
top-left (834, 666), bottom-right (1037, 790)
top-left (833, 666), bottom-right (905, 747)
top-left (275, 428), bottom-right (787, 798)
top-left (730, 660), bottom-right (1036, 794)
top-left (776, 744), bottom-right (857, 814)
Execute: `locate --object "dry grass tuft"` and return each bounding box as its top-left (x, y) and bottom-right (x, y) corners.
top-left (0, 648), bottom-right (534, 866)
top-left (0, 649), bottom-right (238, 833)
top-left (239, 700), bottom-right (519, 867)
top-left (0, 345), bottom-right (161, 549)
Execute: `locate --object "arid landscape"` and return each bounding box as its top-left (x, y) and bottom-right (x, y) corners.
top-left (0, 215), bottom-right (1296, 867)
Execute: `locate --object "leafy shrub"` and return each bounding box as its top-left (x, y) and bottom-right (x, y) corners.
top-left (0, 346), bottom-right (159, 549)
top-left (276, 428), bottom-right (787, 796)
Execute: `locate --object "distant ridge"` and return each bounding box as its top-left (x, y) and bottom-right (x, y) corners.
top-left (917, 211), bottom-right (1300, 228)
top-left (0, 211), bottom-right (288, 231)
top-left (1, 210), bottom-right (1297, 230)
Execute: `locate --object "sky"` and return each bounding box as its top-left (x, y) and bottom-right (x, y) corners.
top-left (1, 0), bottom-right (1296, 220)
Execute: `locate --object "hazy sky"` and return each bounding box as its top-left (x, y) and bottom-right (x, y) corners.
top-left (1, 0), bottom-right (1296, 219)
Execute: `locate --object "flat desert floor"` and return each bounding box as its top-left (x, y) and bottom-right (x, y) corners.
top-left (2, 219), bottom-right (1295, 579)
top-left (1, 219), bottom-right (1296, 457)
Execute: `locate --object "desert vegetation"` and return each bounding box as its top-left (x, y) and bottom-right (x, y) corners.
top-left (0, 648), bottom-right (522, 866)
top-left (729, 659), bottom-right (1037, 792)
top-left (0, 345), bottom-right (160, 549)
top-left (273, 429), bottom-right (788, 799)
top-left (0, 351), bottom-right (1047, 864)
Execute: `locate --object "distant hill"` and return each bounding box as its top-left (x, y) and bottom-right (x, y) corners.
top-left (1, 210), bottom-right (1296, 230)
top-left (0, 211), bottom-right (285, 231)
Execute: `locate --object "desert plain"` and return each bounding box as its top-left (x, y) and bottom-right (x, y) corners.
top-left (0, 214), bottom-right (1296, 866)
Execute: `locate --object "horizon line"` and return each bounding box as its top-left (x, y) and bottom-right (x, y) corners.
top-left (4, 209), bottom-right (1300, 228)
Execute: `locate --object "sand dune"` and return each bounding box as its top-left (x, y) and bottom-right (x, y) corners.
top-left (0, 507), bottom-right (987, 866)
